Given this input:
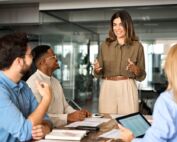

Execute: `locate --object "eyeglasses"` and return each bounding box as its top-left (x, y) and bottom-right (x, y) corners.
top-left (45, 55), bottom-right (57, 60)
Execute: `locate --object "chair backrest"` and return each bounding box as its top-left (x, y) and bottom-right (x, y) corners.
top-left (140, 90), bottom-right (159, 100)
top-left (139, 90), bottom-right (159, 115)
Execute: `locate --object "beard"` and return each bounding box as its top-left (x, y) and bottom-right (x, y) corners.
top-left (20, 60), bottom-right (32, 77)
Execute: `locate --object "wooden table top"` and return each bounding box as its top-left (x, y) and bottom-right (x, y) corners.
top-left (36, 114), bottom-right (153, 142)
top-left (81, 118), bottom-right (119, 142)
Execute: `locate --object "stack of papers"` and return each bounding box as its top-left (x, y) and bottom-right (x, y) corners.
top-left (65, 117), bottom-right (110, 128)
top-left (39, 140), bottom-right (78, 142)
top-left (98, 129), bottom-right (120, 139)
top-left (110, 114), bottom-right (123, 119)
top-left (45, 129), bottom-right (87, 141)
top-left (85, 117), bottom-right (110, 123)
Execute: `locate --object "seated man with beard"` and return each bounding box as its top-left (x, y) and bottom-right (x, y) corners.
top-left (0, 33), bottom-right (52, 141)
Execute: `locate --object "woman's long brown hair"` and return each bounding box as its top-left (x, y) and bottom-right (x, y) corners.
top-left (106, 10), bottom-right (138, 45)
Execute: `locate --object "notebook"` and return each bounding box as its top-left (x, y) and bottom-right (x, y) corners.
top-left (45, 129), bottom-right (87, 141)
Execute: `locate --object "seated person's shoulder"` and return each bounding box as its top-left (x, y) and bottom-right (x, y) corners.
top-left (0, 85), bottom-right (11, 99)
top-left (160, 90), bottom-right (172, 99)
top-left (154, 90), bottom-right (175, 111)
top-left (52, 76), bottom-right (61, 85)
top-left (21, 80), bottom-right (29, 86)
top-left (26, 74), bottom-right (39, 87)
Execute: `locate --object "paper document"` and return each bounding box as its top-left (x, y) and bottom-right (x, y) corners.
top-left (65, 121), bottom-right (101, 128)
top-left (65, 117), bottom-right (110, 128)
top-left (84, 117), bottom-right (110, 123)
top-left (98, 129), bottom-right (120, 139)
top-left (45, 129), bottom-right (87, 141)
top-left (110, 114), bottom-right (123, 119)
top-left (38, 140), bottom-right (79, 142)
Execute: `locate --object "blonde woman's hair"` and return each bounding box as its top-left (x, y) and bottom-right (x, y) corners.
top-left (164, 44), bottom-right (177, 101)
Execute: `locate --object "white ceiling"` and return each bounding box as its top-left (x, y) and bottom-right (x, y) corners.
top-left (42, 4), bottom-right (177, 41)
top-left (0, 0), bottom-right (177, 41)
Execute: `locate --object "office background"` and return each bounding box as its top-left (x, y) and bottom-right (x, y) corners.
top-left (0, 0), bottom-right (177, 113)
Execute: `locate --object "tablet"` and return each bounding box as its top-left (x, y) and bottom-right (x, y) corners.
top-left (115, 112), bottom-right (151, 138)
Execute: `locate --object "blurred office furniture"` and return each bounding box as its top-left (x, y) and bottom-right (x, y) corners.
top-left (139, 89), bottom-right (159, 115)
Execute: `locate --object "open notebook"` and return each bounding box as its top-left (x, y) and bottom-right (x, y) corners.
top-left (45, 129), bottom-right (87, 141)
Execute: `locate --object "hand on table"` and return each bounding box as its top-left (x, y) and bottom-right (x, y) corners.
top-left (32, 124), bottom-right (50, 140)
top-left (67, 109), bottom-right (91, 122)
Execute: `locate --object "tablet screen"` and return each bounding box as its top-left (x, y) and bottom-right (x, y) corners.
top-left (116, 112), bottom-right (151, 138)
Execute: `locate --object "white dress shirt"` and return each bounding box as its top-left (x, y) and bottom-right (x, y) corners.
top-left (27, 69), bottom-right (75, 127)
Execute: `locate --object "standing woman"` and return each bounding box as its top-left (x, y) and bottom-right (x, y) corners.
top-left (94, 10), bottom-right (146, 114)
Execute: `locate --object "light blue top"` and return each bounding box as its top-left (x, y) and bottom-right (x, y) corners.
top-left (0, 71), bottom-right (49, 142)
top-left (133, 90), bottom-right (177, 142)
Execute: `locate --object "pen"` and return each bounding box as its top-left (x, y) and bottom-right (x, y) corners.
top-left (68, 99), bottom-right (82, 110)
top-left (74, 101), bottom-right (82, 110)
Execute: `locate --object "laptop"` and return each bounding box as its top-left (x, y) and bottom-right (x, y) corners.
top-left (115, 112), bottom-right (151, 138)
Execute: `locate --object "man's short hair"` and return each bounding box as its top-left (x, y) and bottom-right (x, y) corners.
top-left (0, 32), bottom-right (28, 70)
top-left (32, 45), bottom-right (51, 65)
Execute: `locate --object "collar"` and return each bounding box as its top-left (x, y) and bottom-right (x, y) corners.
top-left (111, 40), bottom-right (129, 48)
top-left (0, 71), bottom-right (24, 90)
top-left (36, 69), bottom-right (52, 82)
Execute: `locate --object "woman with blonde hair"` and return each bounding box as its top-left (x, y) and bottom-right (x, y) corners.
top-left (119, 44), bottom-right (177, 142)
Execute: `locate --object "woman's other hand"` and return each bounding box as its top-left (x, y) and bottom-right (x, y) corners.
top-left (126, 58), bottom-right (141, 76)
top-left (93, 59), bottom-right (102, 73)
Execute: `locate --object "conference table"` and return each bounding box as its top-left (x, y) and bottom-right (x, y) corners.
top-left (79, 114), bottom-right (119, 142)
top-left (37, 114), bottom-right (152, 142)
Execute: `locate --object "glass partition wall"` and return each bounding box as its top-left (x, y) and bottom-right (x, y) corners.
top-left (38, 6), bottom-right (177, 113)
top-left (39, 12), bottom-right (99, 110)
top-left (1, 5), bottom-right (177, 113)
